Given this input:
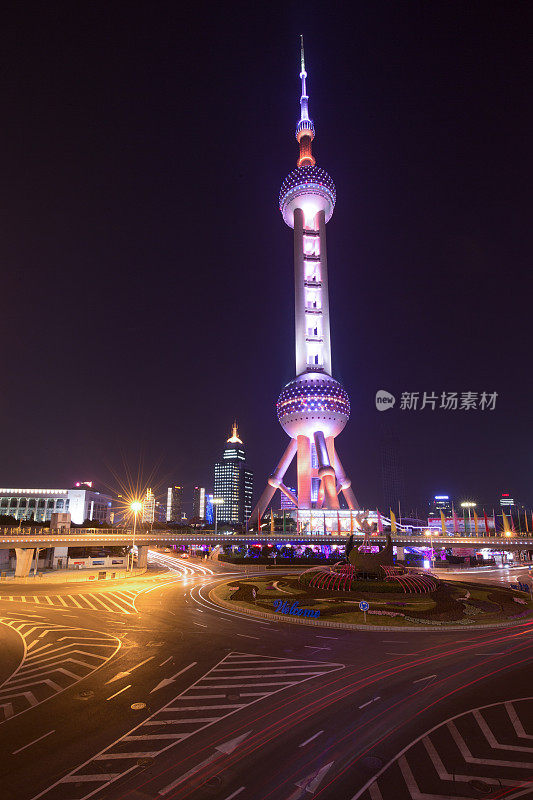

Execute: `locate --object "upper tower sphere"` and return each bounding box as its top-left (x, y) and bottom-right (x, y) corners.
top-left (279, 165), bottom-right (336, 228)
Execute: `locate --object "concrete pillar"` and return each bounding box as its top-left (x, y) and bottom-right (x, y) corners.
top-left (137, 546), bottom-right (149, 569)
top-left (15, 548), bottom-right (35, 578)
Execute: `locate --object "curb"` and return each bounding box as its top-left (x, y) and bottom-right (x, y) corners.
top-left (208, 584), bottom-right (532, 633)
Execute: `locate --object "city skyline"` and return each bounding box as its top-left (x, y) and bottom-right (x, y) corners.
top-left (1, 3), bottom-right (531, 510)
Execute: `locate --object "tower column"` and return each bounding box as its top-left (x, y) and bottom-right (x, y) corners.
top-left (317, 210), bottom-right (332, 376)
top-left (294, 208), bottom-right (307, 375)
top-left (297, 434), bottom-right (311, 508)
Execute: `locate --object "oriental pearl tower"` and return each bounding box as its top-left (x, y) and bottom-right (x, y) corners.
top-left (250, 38), bottom-right (358, 527)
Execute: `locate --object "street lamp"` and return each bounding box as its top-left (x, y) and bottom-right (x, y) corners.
top-left (130, 501), bottom-right (142, 571)
top-left (213, 498), bottom-right (224, 537)
top-left (424, 529), bottom-right (434, 569)
top-left (460, 501), bottom-right (476, 536)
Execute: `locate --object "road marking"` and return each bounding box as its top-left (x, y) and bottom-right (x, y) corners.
top-left (236, 633), bottom-right (260, 639)
top-left (31, 651), bottom-right (344, 799)
top-left (106, 657), bottom-right (155, 684)
top-left (359, 696), bottom-right (381, 709)
top-left (316, 635), bottom-right (339, 640)
top-left (150, 662), bottom-right (197, 693)
top-left (413, 674), bottom-right (437, 684)
top-left (12, 729), bottom-right (55, 754)
top-left (158, 732), bottom-right (252, 795)
top-left (222, 788), bottom-right (245, 800)
top-left (159, 657), bottom-right (172, 666)
top-left (107, 685), bottom-right (132, 701)
top-left (295, 761), bottom-right (334, 793)
top-left (299, 730), bottom-right (324, 747)
top-left (381, 640), bottom-right (409, 643)
top-left (193, 622), bottom-right (207, 627)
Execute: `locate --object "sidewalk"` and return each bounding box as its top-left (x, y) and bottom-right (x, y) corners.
top-left (0, 566), bottom-right (147, 585)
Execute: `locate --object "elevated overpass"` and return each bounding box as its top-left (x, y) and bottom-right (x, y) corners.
top-left (1, 527), bottom-right (532, 577)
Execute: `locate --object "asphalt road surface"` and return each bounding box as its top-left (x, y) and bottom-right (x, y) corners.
top-left (1, 551), bottom-right (532, 800)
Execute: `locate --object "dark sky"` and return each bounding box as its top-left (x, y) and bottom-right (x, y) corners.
top-left (1, 1), bottom-right (532, 513)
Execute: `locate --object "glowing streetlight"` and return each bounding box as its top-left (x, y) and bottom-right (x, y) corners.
top-left (212, 498), bottom-right (224, 537)
top-left (460, 501), bottom-right (476, 535)
top-left (130, 501), bottom-right (142, 571)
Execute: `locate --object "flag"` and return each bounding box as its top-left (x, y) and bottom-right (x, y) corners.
top-left (377, 509), bottom-right (383, 533)
top-left (258, 509), bottom-right (261, 532)
top-left (483, 509), bottom-right (490, 535)
top-left (389, 509), bottom-right (397, 534)
top-left (502, 509), bottom-right (511, 533)
top-left (525, 510), bottom-right (529, 533)
top-left (323, 512), bottom-right (326, 535)
top-left (452, 507), bottom-right (459, 534)
top-left (282, 509), bottom-right (286, 534)
top-left (270, 508), bottom-right (274, 534)
top-left (473, 510), bottom-right (479, 534)
top-left (440, 510), bottom-right (447, 535)
top-left (309, 510), bottom-right (313, 534)
top-left (350, 511), bottom-right (354, 534)
top-left (337, 511), bottom-right (341, 536)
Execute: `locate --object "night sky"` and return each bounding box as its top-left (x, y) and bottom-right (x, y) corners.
top-left (1, 2), bottom-right (532, 513)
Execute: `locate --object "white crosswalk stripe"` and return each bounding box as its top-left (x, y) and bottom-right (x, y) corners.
top-left (30, 651), bottom-right (344, 800)
top-left (0, 616), bottom-right (119, 723)
top-left (0, 591), bottom-right (138, 614)
top-left (354, 697), bottom-right (533, 800)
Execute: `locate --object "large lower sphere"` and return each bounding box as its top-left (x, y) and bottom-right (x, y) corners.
top-left (276, 373), bottom-right (350, 439)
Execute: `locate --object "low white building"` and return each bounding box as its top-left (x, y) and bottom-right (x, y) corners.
top-left (0, 487), bottom-right (113, 524)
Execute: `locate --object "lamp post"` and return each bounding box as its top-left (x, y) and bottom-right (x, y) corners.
top-left (213, 498), bottom-right (224, 537)
top-left (460, 501), bottom-right (476, 536)
top-left (130, 501), bottom-right (142, 571)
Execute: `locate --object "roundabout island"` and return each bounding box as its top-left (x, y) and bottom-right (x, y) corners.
top-left (211, 534), bottom-right (533, 630)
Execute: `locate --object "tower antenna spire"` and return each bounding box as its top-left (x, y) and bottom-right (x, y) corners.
top-left (296, 35), bottom-right (315, 167)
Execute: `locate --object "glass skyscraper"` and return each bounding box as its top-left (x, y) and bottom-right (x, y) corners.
top-left (214, 423), bottom-right (253, 526)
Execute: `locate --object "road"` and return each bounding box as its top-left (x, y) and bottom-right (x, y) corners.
top-left (0, 552), bottom-right (532, 800)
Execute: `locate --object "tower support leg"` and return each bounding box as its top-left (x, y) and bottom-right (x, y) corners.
top-left (314, 431), bottom-right (339, 509)
top-left (248, 438), bottom-right (297, 527)
top-left (333, 449), bottom-right (359, 510)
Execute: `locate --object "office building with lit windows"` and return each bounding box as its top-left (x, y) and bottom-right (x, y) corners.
top-left (214, 423), bottom-right (253, 526)
top-left (166, 485), bottom-right (183, 523)
top-left (142, 488), bottom-right (155, 525)
top-left (192, 486), bottom-right (206, 521)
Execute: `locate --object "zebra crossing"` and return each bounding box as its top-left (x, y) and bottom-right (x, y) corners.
top-left (0, 589), bottom-right (139, 614)
top-left (31, 650), bottom-right (344, 800)
top-left (0, 617), bottom-right (119, 723)
top-left (355, 697), bottom-right (533, 800)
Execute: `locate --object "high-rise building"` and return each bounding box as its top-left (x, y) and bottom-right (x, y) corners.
top-left (428, 495), bottom-right (453, 520)
top-left (214, 423), bottom-right (253, 526)
top-left (166, 486), bottom-right (183, 523)
top-left (499, 493), bottom-right (515, 509)
top-left (192, 486), bottom-right (206, 521)
top-left (142, 488), bottom-right (155, 525)
top-left (250, 39), bottom-right (357, 524)
top-left (205, 493), bottom-right (214, 524)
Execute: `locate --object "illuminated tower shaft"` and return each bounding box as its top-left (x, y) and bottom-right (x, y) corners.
top-left (249, 39), bottom-right (358, 526)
